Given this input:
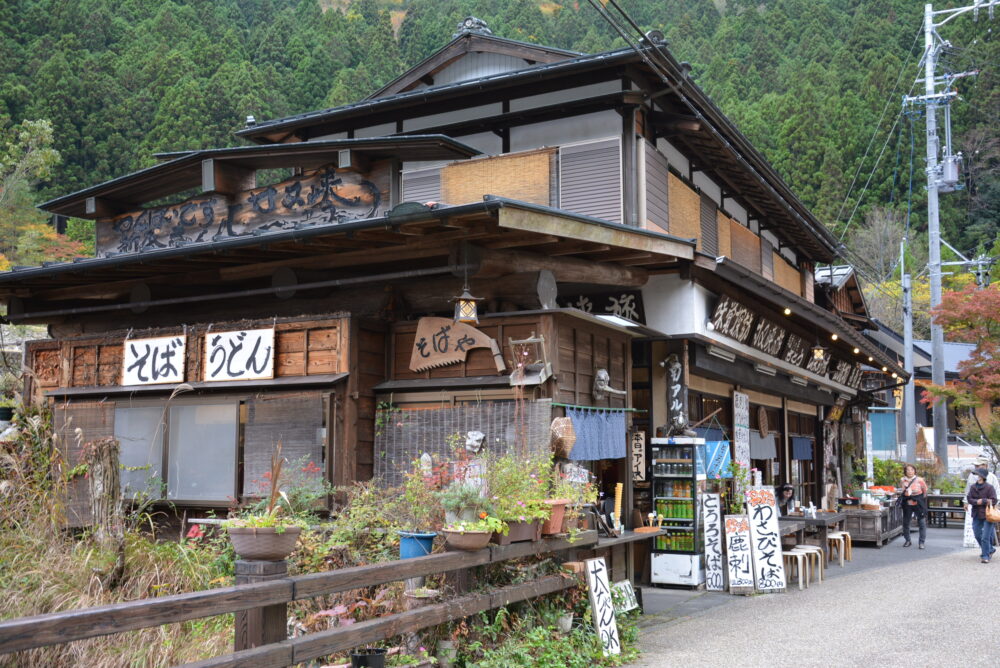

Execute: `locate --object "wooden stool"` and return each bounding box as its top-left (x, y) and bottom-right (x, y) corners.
top-left (827, 533), bottom-right (846, 567)
top-left (782, 549), bottom-right (808, 590)
top-left (829, 530), bottom-right (852, 561)
top-left (794, 545), bottom-right (825, 583)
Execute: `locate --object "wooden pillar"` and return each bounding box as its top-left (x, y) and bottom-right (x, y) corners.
top-left (234, 560), bottom-right (288, 651)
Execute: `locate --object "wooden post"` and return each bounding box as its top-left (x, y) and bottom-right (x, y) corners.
top-left (234, 560), bottom-right (288, 652)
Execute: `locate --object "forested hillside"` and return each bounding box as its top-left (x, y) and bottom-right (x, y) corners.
top-left (2, 0), bottom-right (998, 330)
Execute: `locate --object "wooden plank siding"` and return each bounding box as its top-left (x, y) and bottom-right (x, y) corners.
top-left (555, 319), bottom-right (630, 409)
top-left (352, 321), bottom-right (387, 482)
top-left (772, 253), bottom-right (803, 296)
top-left (730, 220), bottom-right (762, 274)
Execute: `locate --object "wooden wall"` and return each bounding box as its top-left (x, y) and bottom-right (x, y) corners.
top-left (554, 317), bottom-right (631, 409)
top-left (772, 253), bottom-right (802, 296)
top-left (667, 173), bottom-right (700, 244)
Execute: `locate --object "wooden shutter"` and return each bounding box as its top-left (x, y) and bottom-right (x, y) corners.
top-left (559, 138), bottom-right (622, 223)
top-left (761, 237), bottom-right (774, 280)
top-left (644, 141), bottom-right (669, 232)
top-left (401, 167), bottom-right (441, 204)
top-left (54, 401), bottom-right (115, 527)
top-left (730, 220), bottom-right (762, 274)
top-left (244, 391), bottom-right (324, 497)
top-left (700, 194), bottom-right (718, 255)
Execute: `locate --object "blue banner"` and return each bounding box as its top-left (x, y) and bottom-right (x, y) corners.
top-left (704, 441), bottom-right (732, 478)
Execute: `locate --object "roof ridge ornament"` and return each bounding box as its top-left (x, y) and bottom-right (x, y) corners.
top-left (454, 16), bottom-right (492, 38)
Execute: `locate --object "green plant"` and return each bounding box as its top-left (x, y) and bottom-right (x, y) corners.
top-left (722, 461), bottom-right (752, 514)
top-left (396, 460), bottom-right (446, 531)
top-left (223, 442), bottom-right (309, 531)
top-left (485, 452), bottom-right (553, 523)
top-left (872, 458), bottom-right (904, 486)
top-left (436, 481), bottom-right (493, 515)
top-left (443, 514), bottom-right (507, 535)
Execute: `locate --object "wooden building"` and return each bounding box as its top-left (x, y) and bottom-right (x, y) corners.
top-left (2, 20), bottom-right (907, 526)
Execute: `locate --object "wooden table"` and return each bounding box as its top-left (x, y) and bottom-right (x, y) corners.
top-left (926, 493), bottom-right (966, 528)
top-left (783, 512), bottom-right (845, 564)
top-left (778, 519), bottom-right (807, 544)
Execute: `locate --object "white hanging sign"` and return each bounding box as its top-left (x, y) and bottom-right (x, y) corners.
top-left (744, 487), bottom-right (787, 593)
top-left (585, 558), bottom-right (620, 656)
top-left (702, 493), bottom-right (725, 591)
top-left (724, 514), bottom-right (755, 595)
top-left (630, 430), bottom-right (646, 482)
top-left (123, 335), bottom-right (186, 385)
top-left (203, 328), bottom-right (275, 382)
top-left (732, 390), bottom-right (750, 469)
top-left (611, 580), bottom-right (639, 613)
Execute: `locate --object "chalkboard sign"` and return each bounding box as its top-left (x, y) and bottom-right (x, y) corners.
top-left (724, 515), bottom-right (755, 595)
top-left (702, 494), bottom-right (725, 591)
top-left (744, 487), bottom-right (787, 593)
top-left (585, 558), bottom-right (621, 656)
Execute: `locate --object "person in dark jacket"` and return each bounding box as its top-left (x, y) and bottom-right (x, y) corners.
top-left (966, 468), bottom-right (998, 563)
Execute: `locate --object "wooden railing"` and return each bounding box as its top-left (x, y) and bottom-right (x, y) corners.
top-left (0, 531), bottom-right (597, 668)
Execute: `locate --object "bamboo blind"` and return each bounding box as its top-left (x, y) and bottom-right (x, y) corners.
top-left (729, 220), bottom-right (762, 274)
top-left (772, 253), bottom-right (802, 296)
top-left (716, 210), bottom-right (732, 259)
top-left (441, 148), bottom-right (555, 206)
top-left (668, 173), bottom-right (701, 246)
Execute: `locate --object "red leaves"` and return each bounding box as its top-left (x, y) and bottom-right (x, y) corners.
top-left (929, 285), bottom-right (1000, 405)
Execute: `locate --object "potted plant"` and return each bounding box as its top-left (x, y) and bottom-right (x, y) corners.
top-left (436, 481), bottom-right (492, 524)
top-left (223, 443), bottom-right (308, 561)
top-left (552, 474), bottom-right (598, 533)
top-left (441, 513), bottom-right (506, 551)
top-left (396, 459), bottom-right (445, 559)
top-left (350, 646), bottom-right (387, 668)
top-left (485, 453), bottom-right (552, 544)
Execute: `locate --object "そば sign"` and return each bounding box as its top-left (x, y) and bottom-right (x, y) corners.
top-left (123, 335), bottom-right (186, 385)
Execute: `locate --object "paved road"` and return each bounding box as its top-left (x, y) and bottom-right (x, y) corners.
top-left (629, 528), bottom-right (993, 667)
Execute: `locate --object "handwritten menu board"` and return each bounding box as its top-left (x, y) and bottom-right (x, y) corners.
top-left (744, 488), bottom-right (787, 593)
top-left (702, 494), bottom-right (725, 591)
top-left (203, 328), bottom-right (274, 382)
top-left (585, 558), bottom-right (621, 656)
top-left (724, 515), bottom-right (755, 595)
top-left (123, 335), bottom-right (186, 385)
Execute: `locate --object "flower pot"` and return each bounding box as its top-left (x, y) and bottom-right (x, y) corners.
top-left (437, 640), bottom-right (457, 668)
top-left (350, 647), bottom-right (387, 668)
top-left (0, 406), bottom-right (13, 422)
top-left (227, 526), bottom-right (301, 561)
top-left (398, 531), bottom-right (436, 559)
top-left (541, 499), bottom-right (571, 535)
top-left (491, 520), bottom-right (541, 545)
top-left (442, 529), bottom-right (492, 551)
top-left (403, 588), bottom-right (439, 610)
top-left (556, 612), bottom-right (574, 634)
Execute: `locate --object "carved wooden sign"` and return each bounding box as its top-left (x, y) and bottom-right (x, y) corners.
top-left (630, 430), bottom-right (646, 482)
top-left (829, 358), bottom-right (853, 386)
top-left (710, 295), bottom-right (755, 343)
top-left (560, 290), bottom-right (645, 324)
top-left (757, 405), bottom-right (770, 438)
top-left (123, 335), bottom-right (186, 385)
top-left (805, 350), bottom-right (830, 376)
top-left (750, 317), bottom-right (786, 357)
top-left (782, 333), bottom-right (807, 367)
top-left (203, 328), bottom-right (274, 382)
top-left (408, 317), bottom-right (504, 373)
top-left (97, 165), bottom-right (385, 257)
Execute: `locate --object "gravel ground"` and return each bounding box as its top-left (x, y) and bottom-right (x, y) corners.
top-left (629, 541), bottom-right (993, 667)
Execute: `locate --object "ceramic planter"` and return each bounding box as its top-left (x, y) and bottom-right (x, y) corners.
top-left (541, 498), bottom-right (571, 534)
top-left (441, 529), bottom-right (492, 551)
top-left (491, 520), bottom-right (541, 545)
top-left (556, 612), bottom-right (574, 634)
top-left (350, 647), bottom-right (387, 668)
top-left (227, 526), bottom-right (301, 561)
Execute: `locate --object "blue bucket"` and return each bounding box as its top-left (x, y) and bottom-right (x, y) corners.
top-left (398, 531), bottom-right (436, 559)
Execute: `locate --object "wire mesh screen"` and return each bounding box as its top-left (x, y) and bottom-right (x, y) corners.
top-left (373, 399), bottom-right (553, 488)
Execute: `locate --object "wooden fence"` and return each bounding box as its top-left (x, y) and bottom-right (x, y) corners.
top-left (0, 531), bottom-right (597, 668)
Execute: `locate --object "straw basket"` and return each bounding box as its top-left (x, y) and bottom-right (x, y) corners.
top-left (861, 503), bottom-right (881, 511)
top-left (550, 417), bottom-right (576, 459)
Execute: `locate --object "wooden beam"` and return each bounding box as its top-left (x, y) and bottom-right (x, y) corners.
top-left (85, 196), bottom-right (129, 218)
top-left (482, 233), bottom-right (559, 249)
top-left (473, 247), bottom-right (647, 287)
top-left (548, 243), bottom-right (610, 257)
top-left (201, 159), bottom-right (256, 196)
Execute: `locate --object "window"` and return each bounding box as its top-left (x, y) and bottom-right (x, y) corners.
top-left (113, 400), bottom-right (239, 503)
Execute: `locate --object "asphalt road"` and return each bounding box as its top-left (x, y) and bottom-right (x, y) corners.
top-left (629, 527), bottom-right (992, 667)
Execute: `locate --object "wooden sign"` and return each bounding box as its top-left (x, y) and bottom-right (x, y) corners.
top-left (665, 353), bottom-right (687, 433)
top-left (630, 430), bottom-right (646, 482)
top-left (561, 290), bottom-right (645, 324)
top-left (702, 494), bottom-right (725, 591)
top-left (829, 358), bottom-right (853, 385)
top-left (123, 335), bottom-right (186, 385)
top-left (724, 515), bottom-right (755, 595)
top-left (711, 295), bottom-right (755, 343)
top-left (611, 580), bottom-right (640, 613)
top-left (585, 558), bottom-right (620, 656)
top-left (408, 317), bottom-right (505, 373)
top-left (827, 399), bottom-right (846, 423)
top-left (782, 333), bottom-right (808, 367)
top-left (203, 328), bottom-right (274, 382)
top-left (805, 350), bottom-right (830, 376)
top-left (744, 487), bottom-right (786, 593)
top-left (750, 317), bottom-right (786, 357)
top-left (98, 166), bottom-right (385, 257)
top-left (757, 405), bottom-right (770, 438)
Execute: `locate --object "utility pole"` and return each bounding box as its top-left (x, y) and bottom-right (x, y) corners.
top-left (905, 1), bottom-right (997, 472)
top-left (902, 271), bottom-right (916, 464)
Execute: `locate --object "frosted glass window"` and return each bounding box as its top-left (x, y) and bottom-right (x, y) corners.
top-left (115, 406), bottom-right (165, 499)
top-left (167, 403), bottom-right (237, 501)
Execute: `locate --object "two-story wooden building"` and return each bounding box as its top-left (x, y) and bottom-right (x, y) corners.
top-left (2, 19), bottom-right (906, 526)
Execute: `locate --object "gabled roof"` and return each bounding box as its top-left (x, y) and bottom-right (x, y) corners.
top-left (38, 136), bottom-right (480, 219)
top-left (815, 264), bottom-right (870, 321)
top-left (368, 30), bottom-right (579, 100)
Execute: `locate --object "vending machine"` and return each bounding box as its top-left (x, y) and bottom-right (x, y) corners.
top-left (649, 437), bottom-right (706, 586)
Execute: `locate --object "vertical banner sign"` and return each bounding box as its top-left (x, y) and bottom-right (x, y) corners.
top-left (864, 420), bottom-right (874, 485)
top-left (665, 354), bottom-right (688, 432)
top-left (744, 488), bottom-right (786, 593)
top-left (123, 335), bottom-right (186, 385)
top-left (203, 328), bottom-right (275, 382)
top-left (732, 391), bottom-right (750, 468)
top-left (585, 558), bottom-right (620, 656)
top-left (724, 515), bottom-right (755, 595)
top-left (630, 430), bottom-right (646, 482)
top-left (702, 494), bottom-right (724, 591)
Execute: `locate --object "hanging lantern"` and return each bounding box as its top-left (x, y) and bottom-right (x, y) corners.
top-left (811, 344), bottom-right (826, 360)
top-left (452, 286), bottom-right (482, 324)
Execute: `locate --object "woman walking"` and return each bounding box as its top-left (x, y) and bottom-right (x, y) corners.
top-left (899, 464), bottom-right (928, 549)
top-left (967, 467), bottom-right (998, 564)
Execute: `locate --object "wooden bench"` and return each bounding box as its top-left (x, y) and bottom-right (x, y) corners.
top-left (926, 506), bottom-right (964, 528)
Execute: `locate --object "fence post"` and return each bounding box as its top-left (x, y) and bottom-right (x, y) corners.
top-left (234, 560), bottom-right (288, 651)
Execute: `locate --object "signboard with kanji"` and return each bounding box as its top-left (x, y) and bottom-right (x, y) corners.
top-left (123, 335), bottom-right (186, 386)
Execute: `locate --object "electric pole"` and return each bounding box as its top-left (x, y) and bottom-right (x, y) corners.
top-left (905, 1), bottom-right (997, 471)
